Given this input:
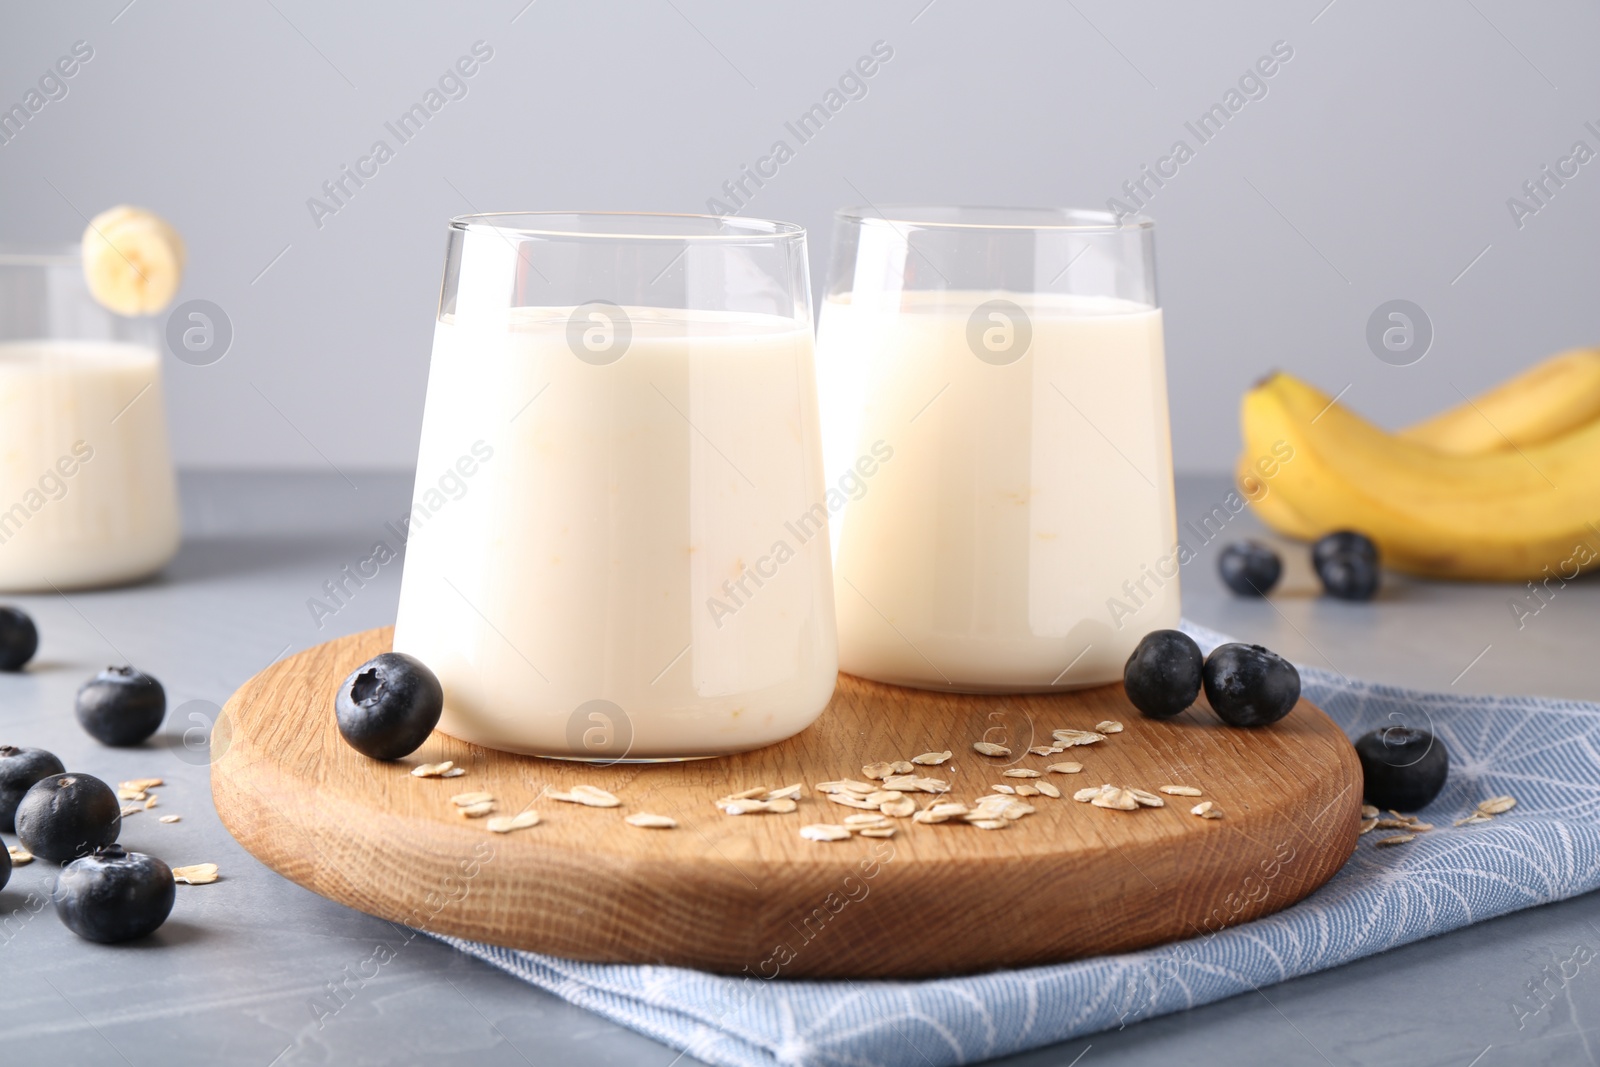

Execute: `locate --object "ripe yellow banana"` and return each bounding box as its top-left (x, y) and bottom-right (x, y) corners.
top-left (1399, 348), bottom-right (1600, 455)
top-left (1240, 373), bottom-right (1600, 580)
top-left (81, 205), bottom-right (185, 316)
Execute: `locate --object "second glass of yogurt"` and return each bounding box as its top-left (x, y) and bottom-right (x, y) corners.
top-left (394, 212), bottom-right (837, 760)
top-left (816, 206), bottom-right (1178, 693)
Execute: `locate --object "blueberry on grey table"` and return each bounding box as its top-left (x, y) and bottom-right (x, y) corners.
top-left (0, 605), bottom-right (38, 670)
top-left (1218, 540), bottom-right (1282, 596)
top-left (0, 834), bottom-right (10, 891)
top-left (334, 652), bottom-right (444, 760)
top-left (1313, 530), bottom-right (1381, 601)
top-left (1355, 726), bottom-right (1449, 810)
top-left (76, 666), bottom-right (166, 746)
top-left (0, 744), bottom-right (65, 832)
top-left (1123, 629), bottom-right (1204, 719)
top-left (15, 772), bottom-right (121, 862)
top-left (1201, 642), bottom-right (1300, 727)
top-left (53, 844), bottom-right (175, 943)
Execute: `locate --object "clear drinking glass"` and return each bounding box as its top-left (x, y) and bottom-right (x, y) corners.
top-left (0, 246), bottom-right (180, 591)
top-left (393, 212), bottom-right (837, 760)
top-left (815, 206), bottom-right (1176, 692)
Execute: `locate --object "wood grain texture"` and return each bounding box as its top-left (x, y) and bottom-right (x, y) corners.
top-left (213, 627), bottom-right (1362, 979)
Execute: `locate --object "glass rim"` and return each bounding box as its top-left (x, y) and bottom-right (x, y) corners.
top-left (835, 205), bottom-right (1153, 232)
top-left (449, 211), bottom-right (806, 242)
top-left (0, 243), bottom-right (80, 266)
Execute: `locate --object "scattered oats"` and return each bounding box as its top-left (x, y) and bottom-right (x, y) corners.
top-left (487, 811), bottom-right (541, 833)
top-left (721, 786), bottom-right (770, 803)
top-left (911, 751), bottom-right (951, 766)
top-left (880, 796), bottom-right (917, 818)
top-left (800, 823), bottom-right (852, 842)
top-left (1095, 720), bottom-right (1124, 734)
top-left (8, 845), bottom-right (32, 865)
top-left (1159, 786), bottom-right (1202, 797)
top-left (1410, 822), bottom-right (1434, 832)
top-left (1072, 787), bottom-right (1102, 803)
top-left (1455, 814), bottom-right (1494, 826)
top-left (158, 815), bottom-right (181, 824)
top-left (889, 760), bottom-right (915, 775)
top-left (1359, 818), bottom-right (1377, 835)
top-left (862, 762), bottom-right (894, 780)
top-left (1091, 786), bottom-right (1139, 811)
top-left (880, 774), bottom-right (921, 791)
top-left (1052, 729), bottom-right (1106, 748)
top-left (119, 804), bottom-right (143, 817)
top-left (913, 777), bottom-right (951, 794)
top-left (458, 801), bottom-right (495, 818)
top-left (721, 797), bottom-right (797, 815)
top-left (765, 798), bottom-right (799, 814)
top-left (828, 792), bottom-right (882, 811)
top-left (973, 741), bottom-right (1010, 757)
top-left (1036, 781), bottom-right (1062, 799)
top-left (1190, 801), bottom-right (1223, 819)
top-left (144, 795), bottom-right (158, 810)
top-left (550, 785), bottom-right (621, 808)
top-left (857, 827), bottom-right (897, 838)
top-left (912, 803), bottom-right (969, 824)
top-left (1375, 833), bottom-right (1414, 847)
top-left (843, 813), bottom-right (890, 828)
top-left (1002, 768), bottom-right (1041, 779)
top-left (451, 791), bottom-right (494, 807)
top-left (120, 778), bottom-right (162, 793)
top-left (1047, 762), bottom-right (1084, 775)
top-left (1360, 804), bottom-right (1379, 818)
top-left (1388, 810), bottom-right (1418, 823)
top-left (1028, 745), bottom-right (1057, 757)
top-left (835, 779), bottom-right (877, 795)
top-left (411, 761), bottom-right (460, 778)
top-left (625, 812), bottom-right (677, 829)
top-left (863, 790), bottom-right (906, 806)
top-left (172, 863), bottom-right (219, 885)
top-left (999, 801), bottom-right (1035, 820)
top-left (1477, 796), bottom-right (1517, 816)
top-left (116, 787), bottom-right (147, 802)
top-left (1128, 788), bottom-right (1165, 808)
top-left (968, 819), bottom-right (1008, 830)
top-left (1375, 818), bottom-right (1413, 830)
top-left (766, 784), bottom-right (804, 801)
top-left (1014, 783), bottom-right (1041, 797)
top-left (991, 784), bottom-right (1017, 795)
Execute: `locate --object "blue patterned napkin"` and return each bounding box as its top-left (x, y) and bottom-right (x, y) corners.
top-left (438, 621), bottom-right (1600, 1067)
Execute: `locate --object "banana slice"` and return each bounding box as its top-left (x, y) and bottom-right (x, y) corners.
top-left (81, 205), bottom-right (186, 316)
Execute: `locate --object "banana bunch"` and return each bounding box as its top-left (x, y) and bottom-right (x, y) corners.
top-left (81, 205), bottom-right (185, 316)
top-left (1237, 349), bottom-right (1600, 580)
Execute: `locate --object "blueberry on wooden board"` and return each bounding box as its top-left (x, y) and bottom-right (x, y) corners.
top-left (334, 652), bottom-right (444, 760)
top-left (1123, 630), bottom-right (1204, 719)
top-left (1201, 643), bottom-right (1300, 727)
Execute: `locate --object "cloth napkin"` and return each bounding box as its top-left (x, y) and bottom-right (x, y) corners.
top-left (437, 621), bottom-right (1600, 1067)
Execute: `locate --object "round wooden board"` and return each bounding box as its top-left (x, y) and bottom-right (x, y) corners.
top-left (213, 627), bottom-right (1361, 979)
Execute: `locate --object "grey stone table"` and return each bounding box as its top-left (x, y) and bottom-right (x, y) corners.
top-left (2, 471), bottom-right (1597, 1067)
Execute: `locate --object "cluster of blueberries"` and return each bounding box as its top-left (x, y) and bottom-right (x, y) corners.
top-left (1121, 624), bottom-right (1449, 812)
top-left (1219, 530), bottom-right (1382, 601)
top-left (0, 606), bottom-right (182, 943)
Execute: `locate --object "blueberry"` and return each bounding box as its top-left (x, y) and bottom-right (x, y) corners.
top-left (1201, 643), bottom-right (1300, 727)
top-left (0, 606), bottom-right (38, 671)
top-left (335, 652), bottom-right (444, 760)
top-left (1123, 630), bottom-right (1204, 719)
top-left (0, 745), bottom-right (65, 832)
top-left (1315, 550), bottom-right (1381, 601)
top-left (1218, 541), bottom-right (1282, 597)
top-left (1355, 726), bottom-right (1449, 811)
top-left (53, 844), bottom-right (175, 943)
top-left (0, 835), bottom-right (9, 891)
top-left (1312, 530), bottom-right (1378, 567)
top-left (76, 666), bottom-right (166, 747)
top-left (15, 772), bottom-right (121, 862)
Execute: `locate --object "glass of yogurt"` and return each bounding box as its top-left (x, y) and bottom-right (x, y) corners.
top-left (816, 206), bottom-right (1176, 693)
top-left (0, 247), bottom-right (180, 591)
top-left (394, 212), bottom-right (837, 760)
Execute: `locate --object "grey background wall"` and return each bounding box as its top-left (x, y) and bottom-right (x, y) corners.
top-left (2, 0), bottom-right (1596, 473)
